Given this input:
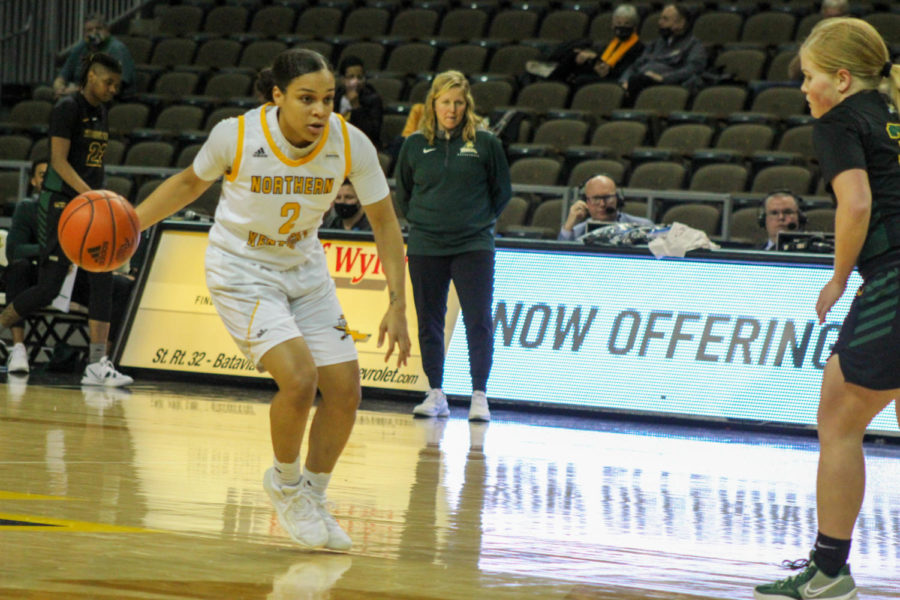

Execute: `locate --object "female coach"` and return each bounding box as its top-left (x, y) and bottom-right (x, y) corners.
top-left (394, 70), bottom-right (512, 423)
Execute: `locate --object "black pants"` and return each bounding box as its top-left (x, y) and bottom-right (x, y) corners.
top-left (12, 190), bottom-right (116, 324)
top-left (625, 73), bottom-right (660, 105)
top-left (408, 251), bottom-right (495, 392)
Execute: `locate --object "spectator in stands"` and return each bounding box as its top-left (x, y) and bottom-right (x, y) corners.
top-left (53, 13), bottom-right (135, 99)
top-left (759, 190), bottom-right (806, 250)
top-left (321, 180), bottom-right (371, 231)
top-left (526, 4), bottom-right (644, 87)
top-left (620, 3), bottom-right (707, 102)
top-left (334, 56), bottom-right (383, 147)
top-left (4, 158), bottom-right (135, 374)
top-left (787, 0), bottom-right (851, 81)
top-left (559, 175), bottom-right (653, 241)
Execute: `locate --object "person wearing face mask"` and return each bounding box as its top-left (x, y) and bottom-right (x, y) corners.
top-left (53, 14), bottom-right (135, 99)
top-left (321, 180), bottom-right (372, 231)
top-left (619, 3), bottom-right (706, 103)
top-left (525, 4), bottom-right (643, 86)
top-left (333, 56), bottom-right (383, 147)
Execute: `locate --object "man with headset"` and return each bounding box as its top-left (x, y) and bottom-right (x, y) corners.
top-left (558, 175), bottom-right (654, 241)
top-left (759, 189), bottom-right (807, 250)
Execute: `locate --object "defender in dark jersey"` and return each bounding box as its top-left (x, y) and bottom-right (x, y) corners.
top-left (754, 18), bottom-right (900, 600)
top-left (0, 52), bottom-right (133, 387)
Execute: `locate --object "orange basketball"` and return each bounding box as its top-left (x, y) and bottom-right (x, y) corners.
top-left (57, 190), bottom-right (141, 272)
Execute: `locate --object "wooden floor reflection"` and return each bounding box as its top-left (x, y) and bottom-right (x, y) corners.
top-left (2, 376), bottom-right (899, 599)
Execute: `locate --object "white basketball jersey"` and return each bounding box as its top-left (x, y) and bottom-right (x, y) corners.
top-left (207, 105), bottom-right (356, 270)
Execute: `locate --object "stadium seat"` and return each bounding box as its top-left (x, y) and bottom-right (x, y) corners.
top-left (383, 43), bottom-right (437, 76)
top-left (567, 158), bottom-right (626, 186)
top-left (124, 141), bottom-right (175, 168)
top-left (0, 100), bottom-right (52, 135)
top-left (294, 7), bottom-right (344, 36)
top-left (387, 8), bottom-right (440, 39)
top-left (863, 13), bottom-right (900, 44)
top-left (341, 7), bottom-right (391, 37)
top-left (104, 139), bottom-right (126, 166)
top-left (250, 5), bottom-right (298, 36)
top-left (751, 165), bottom-right (813, 194)
top-left (437, 45), bottom-right (488, 74)
top-left (496, 196), bottom-right (530, 234)
top-left (740, 12), bottom-right (796, 45)
top-left (509, 157), bottom-right (562, 185)
top-left (192, 38), bottom-right (243, 70)
top-left (661, 203), bottom-right (721, 236)
top-left (688, 163), bottom-right (749, 193)
top-left (693, 11), bottom-right (744, 47)
top-left (203, 6), bottom-right (249, 35)
top-left (0, 135), bottom-right (33, 161)
top-left (486, 45), bottom-right (540, 77)
top-left (805, 208), bottom-right (836, 233)
top-left (470, 80), bottom-right (515, 116)
top-left (730, 206), bottom-right (767, 245)
top-left (104, 175), bottom-right (134, 201)
top-left (485, 9), bottom-right (539, 41)
top-left (627, 161), bottom-right (686, 190)
top-left (527, 198), bottom-right (565, 238)
top-left (158, 5), bottom-right (205, 36)
top-left (715, 48), bottom-right (767, 83)
top-left (534, 10), bottom-right (589, 42)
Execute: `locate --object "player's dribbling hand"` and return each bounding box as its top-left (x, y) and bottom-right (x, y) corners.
top-left (816, 278), bottom-right (845, 324)
top-left (378, 306), bottom-right (411, 367)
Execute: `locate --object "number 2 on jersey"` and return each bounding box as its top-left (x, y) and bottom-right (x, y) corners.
top-left (279, 202), bottom-right (300, 234)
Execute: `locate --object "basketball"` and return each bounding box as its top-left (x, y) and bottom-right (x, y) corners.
top-left (57, 190), bottom-right (141, 272)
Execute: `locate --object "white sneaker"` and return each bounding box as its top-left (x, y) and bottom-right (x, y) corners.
top-left (468, 391), bottom-right (491, 422)
top-left (412, 388), bottom-right (450, 417)
top-left (263, 467), bottom-right (328, 548)
top-left (307, 487), bottom-right (353, 551)
top-left (6, 343), bottom-right (29, 374)
top-left (81, 356), bottom-right (133, 387)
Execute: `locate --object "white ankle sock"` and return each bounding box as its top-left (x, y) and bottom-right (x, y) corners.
top-left (274, 457), bottom-right (301, 487)
top-left (302, 466), bottom-right (331, 499)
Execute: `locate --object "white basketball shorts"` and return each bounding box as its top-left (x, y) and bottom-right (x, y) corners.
top-left (205, 245), bottom-right (358, 371)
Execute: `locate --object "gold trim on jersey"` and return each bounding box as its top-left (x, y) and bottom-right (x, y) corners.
top-left (246, 299), bottom-right (261, 342)
top-left (337, 113), bottom-right (351, 180)
top-left (226, 115), bottom-right (245, 183)
top-left (260, 103), bottom-right (329, 167)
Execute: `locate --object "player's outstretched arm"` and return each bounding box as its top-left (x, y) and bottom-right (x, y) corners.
top-left (365, 195), bottom-right (411, 367)
top-left (135, 166), bottom-right (213, 231)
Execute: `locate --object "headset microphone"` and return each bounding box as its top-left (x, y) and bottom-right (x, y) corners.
top-left (604, 206), bottom-right (617, 215)
top-left (787, 222), bottom-right (798, 230)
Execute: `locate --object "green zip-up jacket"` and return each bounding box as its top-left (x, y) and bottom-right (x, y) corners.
top-left (394, 126), bottom-right (511, 256)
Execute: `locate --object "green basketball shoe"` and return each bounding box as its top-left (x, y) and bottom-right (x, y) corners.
top-left (754, 553), bottom-right (858, 600)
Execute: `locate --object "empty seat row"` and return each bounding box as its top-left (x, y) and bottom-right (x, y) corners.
top-left (140, 4), bottom-right (900, 47)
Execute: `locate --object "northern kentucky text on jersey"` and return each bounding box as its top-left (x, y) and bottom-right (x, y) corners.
top-left (250, 175), bottom-right (335, 195)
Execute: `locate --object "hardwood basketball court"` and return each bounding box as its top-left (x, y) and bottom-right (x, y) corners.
top-left (2, 375), bottom-right (899, 599)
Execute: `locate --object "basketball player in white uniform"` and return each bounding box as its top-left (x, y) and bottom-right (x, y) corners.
top-left (135, 49), bottom-right (410, 550)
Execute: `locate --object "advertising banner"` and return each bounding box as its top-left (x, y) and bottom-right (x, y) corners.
top-left (119, 229), bottom-right (440, 391)
top-left (442, 248), bottom-right (897, 433)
